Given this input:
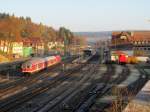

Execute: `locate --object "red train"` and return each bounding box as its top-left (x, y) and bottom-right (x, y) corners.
top-left (22, 55), bottom-right (61, 74)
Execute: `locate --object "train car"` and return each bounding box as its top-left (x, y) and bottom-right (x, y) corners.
top-left (22, 55), bottom-right (61, 74)
top-left (22, 57), bottom-right (46, 74)
top-left (119, 54), bottom-right (127, 65)
top-left (127, 56), bottom-right (138, 64)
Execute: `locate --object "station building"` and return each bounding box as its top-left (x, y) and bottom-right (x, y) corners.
top-left (111, 31), bottom-right (150, 57)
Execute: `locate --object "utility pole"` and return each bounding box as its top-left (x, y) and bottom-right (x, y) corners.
top-left (100, 45), bottom-right (104, 64)
top-left (63, 29), bottom-right (68, 72)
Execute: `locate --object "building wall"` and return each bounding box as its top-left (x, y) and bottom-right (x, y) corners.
top-left (111, 32), bottom-right (150, 57)
top-left (134, 46), bottom-right (150, 56)
top-left (12, 42), bottom-right (23, 56)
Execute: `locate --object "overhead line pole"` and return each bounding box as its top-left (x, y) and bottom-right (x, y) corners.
top-left (63, 29), bottom-right (67, 72)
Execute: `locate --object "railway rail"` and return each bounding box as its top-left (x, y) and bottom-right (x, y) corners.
top-left (26, 56), bottom-right (115, 112)
top-left (89, 64), bottom-right (148, 112)
top-left (0, 56), bottom-right (76, 94)
top-left (0, 56), bottom-right (93, 112)
top-left (1, 56), bottom-right (146, 112)
top-left (0, 56), bottom-right (76, 90)
top-left (10, 56), bottom-right (99, 112)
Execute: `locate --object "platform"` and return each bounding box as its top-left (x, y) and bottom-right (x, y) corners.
top-left (123, 80), bottom-right (150, 112)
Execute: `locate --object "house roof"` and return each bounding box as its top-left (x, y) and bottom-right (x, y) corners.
top-left (132, 32), bottom-right (150, 41)
top-left (112, 31), bottom-right (150, 42)
top-left (22, 37), bottom-right (44, 43)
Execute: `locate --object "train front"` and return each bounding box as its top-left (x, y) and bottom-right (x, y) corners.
top-left (21, 62), bottom-right (33, 74)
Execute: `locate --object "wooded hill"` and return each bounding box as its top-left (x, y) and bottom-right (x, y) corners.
top-left (0, 13), bottom-right (76, 44)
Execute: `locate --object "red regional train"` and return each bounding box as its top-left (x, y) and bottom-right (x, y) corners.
top-left (22, 55), bottom-right (61, 74)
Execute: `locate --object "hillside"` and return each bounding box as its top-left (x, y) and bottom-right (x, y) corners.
top-left (0, 13), bottom-right (86, 62)
top-left (0, 13), bottom-right (78, 43)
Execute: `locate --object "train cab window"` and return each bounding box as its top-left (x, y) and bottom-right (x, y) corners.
top-left (27, 64), bottom-right (32, 68)
top-left (22, 64), bottom-right (26, 69)
top-left (27, 65), bottom-right (30, 68)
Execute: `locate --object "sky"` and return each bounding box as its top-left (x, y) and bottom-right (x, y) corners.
top-left (0, 0), bottom-right (150, 32)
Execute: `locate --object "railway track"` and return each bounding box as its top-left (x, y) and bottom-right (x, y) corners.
top-left (9, 56), bottom-right (98, 112)
top-left (0, 56), bottom-right (93, 112)
top-left (0, 56), bottom-right (76, 90)
top-left (74, 65), bottom-right (130, 112)
top-left (10, 55), bottom-right (114, 112)
top-left (40, 64), bottom-right (100, 112)
top-left (30, 56), bottom-right (114, 112)
top-left (0, 56), bottom-right (133, 112)
top-left (0, 64), bottom-right (61, 100)
top-left (71, 65), bottom-right (116, 112)
top-left (88, 64), bottom-right (148, 112)
top-left (12, 63), bottom-right (95, 112)
top-left (0, 56), bottom-right (77, 99)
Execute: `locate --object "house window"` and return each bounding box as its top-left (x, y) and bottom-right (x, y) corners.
top-left (144, 48), bottom-right (147, 50)
top-left (138, 41), bottom-right (141, 45)
top-left (142, 41), bottom-right (145, 45)
top-left (139, 47), bottom-right (143, 50)
top-left (134, 41), bottom-right (137, 45)
top-left (135, 47), bottom-right (139, 50)
top-left (134, 47), bottom-right (138, 50)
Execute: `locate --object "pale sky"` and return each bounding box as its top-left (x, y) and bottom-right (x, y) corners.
top-left (0, 0), bottom-right (150, 31)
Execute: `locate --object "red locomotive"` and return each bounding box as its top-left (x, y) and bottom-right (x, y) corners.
top-left (22, 55), bottom-right (61, 74)
top-left (119, 54), bottom-right (127, 64)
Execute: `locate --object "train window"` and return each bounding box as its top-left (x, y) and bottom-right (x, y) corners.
top-left (38, 63), bottom-right (43, 68)
top-left (27, 65), bottom-right (31, 68)
top-left (22, 64), bottom-right (26, 68)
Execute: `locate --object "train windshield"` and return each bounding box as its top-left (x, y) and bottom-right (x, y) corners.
top-left (22, 63), bottom-right (32, 69)
top-left (27, 65), bottom-right (31, 68)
